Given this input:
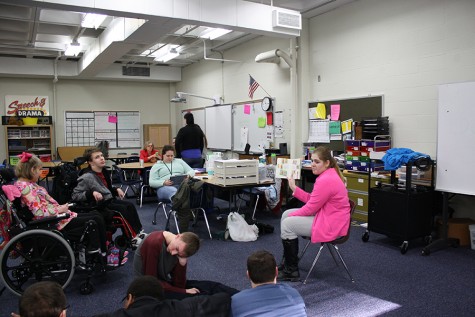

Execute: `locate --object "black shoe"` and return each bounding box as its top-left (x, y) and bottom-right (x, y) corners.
top-left (277, 268), bottom-right (300, 282)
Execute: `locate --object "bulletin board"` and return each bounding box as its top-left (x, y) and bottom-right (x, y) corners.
top-left (436, 82), bottom-right (475, 196)
top-left (232, 99), bottom-right (273, 153)
top-left (205, 104), bottom-right (232, 150)
top-left (65, 111), bottom-right (141, 148)
top-left (307, 96), bottom-right (383, 151)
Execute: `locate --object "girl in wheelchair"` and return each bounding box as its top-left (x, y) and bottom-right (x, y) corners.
top-left (13, 152), bottom-right (126, 267)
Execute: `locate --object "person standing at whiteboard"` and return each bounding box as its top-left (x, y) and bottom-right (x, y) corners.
top-left (175, 112), bottom-right (206, 168)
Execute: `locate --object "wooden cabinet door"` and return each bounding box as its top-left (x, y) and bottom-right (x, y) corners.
top-left (143, 124), bottom-right (171, 152)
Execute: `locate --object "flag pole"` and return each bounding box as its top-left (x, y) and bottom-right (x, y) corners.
top-left (249, 74), bottom-right (272, 98)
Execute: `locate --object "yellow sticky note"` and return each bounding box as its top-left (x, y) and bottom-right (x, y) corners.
top-left (258, 117), bottom-right (266, 128)
top-left (316, 103), bottom-right (326, 119)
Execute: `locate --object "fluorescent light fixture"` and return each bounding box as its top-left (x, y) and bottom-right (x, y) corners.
top-left (199, 28), bottom-right (232, 40)
top-left (153, 45), bottom-right (180, 62)
top-left (82, 13), bottom-right (107, 29)
top-left (64, 42), bottom-right (81, 56)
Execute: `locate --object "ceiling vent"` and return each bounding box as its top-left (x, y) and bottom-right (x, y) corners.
top-left (272, 10), bottom-right (301, 30)
top-left (122, 66), bottom-right (150, 77)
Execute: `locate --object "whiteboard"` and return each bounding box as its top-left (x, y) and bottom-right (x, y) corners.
top-left (436, 82), bottom-right (475, 195)
top-left (65, 111), bottom-right (141, 148)
top-left (205, 104), bottom-right (232, 150)
top-left (181, 108), bottom-right (205, 132)
top-left (232, 102), bottom-right (270, 153)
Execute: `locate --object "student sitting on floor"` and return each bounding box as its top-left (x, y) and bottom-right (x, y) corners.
top-left (231, 250), bottom-right (306, 317)
top-left (133, 230), bottom-right (239, 300)
top-left (93, 275), bottom-right (231, 317)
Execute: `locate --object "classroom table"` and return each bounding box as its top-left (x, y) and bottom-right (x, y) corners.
top-left (107, 154), bottom-right (131, 165)
top-left (197, 176), bottom-right (273, 216)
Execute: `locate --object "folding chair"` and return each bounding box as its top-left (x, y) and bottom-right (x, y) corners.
top-left (298, 199), bottom-right (356, 284)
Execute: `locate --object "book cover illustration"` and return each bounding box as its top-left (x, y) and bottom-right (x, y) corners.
top-left (275, 158), bottom-right (301, 179)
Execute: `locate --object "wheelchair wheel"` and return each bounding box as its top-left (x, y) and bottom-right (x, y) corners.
top-left (0, 229), bottom-right (75, 296)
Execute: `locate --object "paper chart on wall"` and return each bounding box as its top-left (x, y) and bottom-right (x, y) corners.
top-left (240, 126), bottom-right (249, 149)
top-left (307, 119), bottom-right (330, 143)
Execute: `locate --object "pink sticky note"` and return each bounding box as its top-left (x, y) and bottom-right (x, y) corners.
top-left (108, 115), bottom-right (118, 123)
top-left (244, 104), bottom-right (251, 115)
top-left (331, 104), bottom-right (340, 121)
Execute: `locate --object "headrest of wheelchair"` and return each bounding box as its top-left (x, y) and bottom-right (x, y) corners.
top-left (73, 157), bottom-right (87, 167)
top-left (0, 167), bottom-right (16, 184)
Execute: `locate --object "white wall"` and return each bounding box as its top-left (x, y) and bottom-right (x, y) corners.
top-left (175, 36), bottom-right (294, 153)
top-left (308, 0), bottom-right (475, 157)
top-left (0, 78), bottom-right (172, 160)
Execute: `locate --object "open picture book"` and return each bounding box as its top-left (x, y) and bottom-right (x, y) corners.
top-left (275, 158), bottom-right (302, 179)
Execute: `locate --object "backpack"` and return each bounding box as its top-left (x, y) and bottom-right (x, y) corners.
top-left (226, 212), bottom-right (259, 242)
top-left (51, 163), bottom-right (80, 204)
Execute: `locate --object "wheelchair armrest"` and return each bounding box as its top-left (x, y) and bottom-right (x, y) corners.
top-left (28, 213), bottom-right (70, 227)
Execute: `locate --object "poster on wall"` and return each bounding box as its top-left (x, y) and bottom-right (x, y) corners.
top-left (5, 95), bottom-right (50, 116)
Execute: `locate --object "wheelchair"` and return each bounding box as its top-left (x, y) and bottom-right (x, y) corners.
top-left (52, 160), bottom-right (138, 251)
top-left (0, 168), bottom-right (124, 296)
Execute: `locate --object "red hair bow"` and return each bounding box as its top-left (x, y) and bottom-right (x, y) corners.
top-left (18, 152), bottom-right (33, 163)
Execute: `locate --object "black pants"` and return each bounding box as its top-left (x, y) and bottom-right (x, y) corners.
top-left (107, 199), bottom-right (142, 234)
top-left (61, 213), bottom-right (107, 252)
top-left (164, 280), bottom-right (239, 300)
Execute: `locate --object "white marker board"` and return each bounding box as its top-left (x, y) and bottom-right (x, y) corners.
top-left (436, 82), bottom-right (475, 195)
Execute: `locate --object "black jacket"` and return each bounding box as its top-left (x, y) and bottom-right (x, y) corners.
top-left (93, 294), bottom-right (231, 317)
top-left (175, 124), bottom-right (205, 158)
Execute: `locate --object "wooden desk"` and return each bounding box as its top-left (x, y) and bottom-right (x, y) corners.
top-left (116, 162), bottom-right (154, 169)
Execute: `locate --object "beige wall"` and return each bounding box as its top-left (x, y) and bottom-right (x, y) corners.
top-left (0, 78), bottom-right (172, 160)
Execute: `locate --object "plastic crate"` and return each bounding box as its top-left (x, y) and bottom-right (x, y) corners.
top-left (214, 159), bottom-right (258, 186)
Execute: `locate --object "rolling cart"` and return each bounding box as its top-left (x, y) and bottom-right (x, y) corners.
top-left (362, 158), bottom-right (435, 254)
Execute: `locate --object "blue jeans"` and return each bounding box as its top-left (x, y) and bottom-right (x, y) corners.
top-left (156, 185), bottom-right (178, 202)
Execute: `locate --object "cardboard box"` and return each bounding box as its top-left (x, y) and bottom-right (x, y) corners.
top-left (439, 218), bottom-right (475, 246)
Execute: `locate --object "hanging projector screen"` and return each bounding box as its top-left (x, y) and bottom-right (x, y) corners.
top-left (436, 81), bottom-right (475, 196)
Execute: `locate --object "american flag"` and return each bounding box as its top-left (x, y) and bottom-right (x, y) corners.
top-left (248, 75), bottom-right (260, 99)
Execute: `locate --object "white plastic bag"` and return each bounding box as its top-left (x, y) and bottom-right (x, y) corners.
top-left (226, 212), bottom-right (259, 242)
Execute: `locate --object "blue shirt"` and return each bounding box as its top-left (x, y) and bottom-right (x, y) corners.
top-left (231, 283), bottom-right (307, 317)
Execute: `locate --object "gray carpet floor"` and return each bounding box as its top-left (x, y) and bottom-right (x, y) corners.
top-left (1, 195), bottom-right (475, 316)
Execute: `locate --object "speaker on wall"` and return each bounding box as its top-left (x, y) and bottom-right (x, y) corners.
top-left (279, 143), bottom-right (288, 155)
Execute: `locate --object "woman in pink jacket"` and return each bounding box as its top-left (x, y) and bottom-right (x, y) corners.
top-left (278, 146), bottom-right (350, 281)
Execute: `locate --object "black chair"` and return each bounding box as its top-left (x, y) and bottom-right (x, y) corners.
top-left (298, 199), bottom-right (356, 284)
top-left (112, 165), bottom-right (142, 199)
top-left (152, 188), bottom-right (212, 239)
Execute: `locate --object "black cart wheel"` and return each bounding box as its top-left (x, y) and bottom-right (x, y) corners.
top-left (362, 231), bottom-right (369, 242)
top-left (0, 229), bottom-right (75, 296)
top-left (79, 281), bottom-right (94, 295)
top-left (421, 247), bottom-right (430, 256)
top-left (400, 241), bottom-right (409, 254)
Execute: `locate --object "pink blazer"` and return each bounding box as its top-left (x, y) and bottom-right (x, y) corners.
top-left (289, 168), bottom-right (350, 243)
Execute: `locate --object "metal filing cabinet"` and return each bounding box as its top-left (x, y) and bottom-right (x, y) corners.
top-left (344, 171), bottom-right (390, 222)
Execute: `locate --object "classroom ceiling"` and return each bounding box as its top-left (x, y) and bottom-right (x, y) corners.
top-left (0, 0), bottom-right (354, 75)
